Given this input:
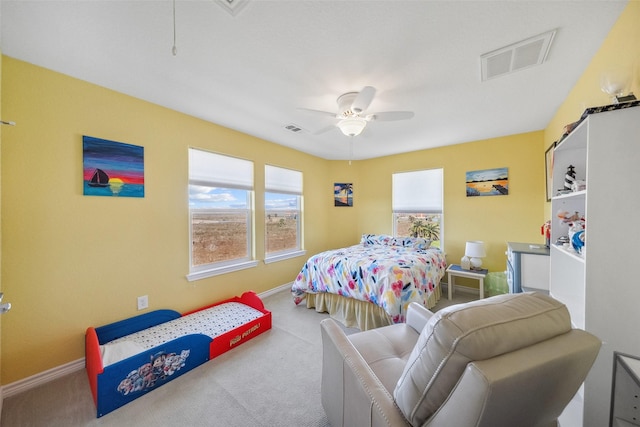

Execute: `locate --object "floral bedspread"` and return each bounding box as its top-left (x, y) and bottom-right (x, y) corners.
top-left (291, 235), bottom-right (446, 324)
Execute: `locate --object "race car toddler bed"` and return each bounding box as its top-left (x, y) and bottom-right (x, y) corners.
top-left (85, 291), bottom-right (271, 417)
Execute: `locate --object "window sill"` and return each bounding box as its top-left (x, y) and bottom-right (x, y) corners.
top-left (186, 260), bottom-right (259, 282)
top-left (264, 250), bottom-right (306, 264)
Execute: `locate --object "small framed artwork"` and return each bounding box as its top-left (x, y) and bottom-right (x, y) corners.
top-left (545, 141), bottom-right (556, 201)
top-left (83, 135), bottom-right (145, 198)
top-left (466, 167), bottom-right (508, 197)
top-left (334, 183), bottom-right (353, 207)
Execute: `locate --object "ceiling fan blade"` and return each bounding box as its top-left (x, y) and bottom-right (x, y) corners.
top-left (368, 111), bottom-right (414, 121)
top-left (351, 86), bottom-right (376, 114)
top-left (313, 124), bottom-right (337, 135)
top-left (297, 108), bottom-right (339, 119)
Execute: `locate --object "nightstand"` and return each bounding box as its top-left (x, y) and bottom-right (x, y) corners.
top-left (446, 264), bottom-right (488, 300)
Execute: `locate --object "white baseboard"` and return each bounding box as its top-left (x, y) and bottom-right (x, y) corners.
top-left (258, 282), bottom-right (292, 298)
top-left (443, 282), bottom-right (481, 297)
top-left (2, 358), bottom-right (85, 398)
top-left (1, 283), bottom-right (293, 401)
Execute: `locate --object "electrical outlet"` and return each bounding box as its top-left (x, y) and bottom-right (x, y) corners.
top-left (137, 295), bottom-right (149, 311)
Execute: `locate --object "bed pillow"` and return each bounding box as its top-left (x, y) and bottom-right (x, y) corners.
top-left (360, 234), bottom-right (431, 250)
top-left (393, 292), bottom-right (571, 426)
top-left (100, 340), bottom-right (145, 367)
top-left (360, 234), bottom-right (393, 246)
top-left (390, 236), bottom-right (432, 250)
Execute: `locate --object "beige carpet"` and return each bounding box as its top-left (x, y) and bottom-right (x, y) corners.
top-left (1, 286), bottom-right (475, 427)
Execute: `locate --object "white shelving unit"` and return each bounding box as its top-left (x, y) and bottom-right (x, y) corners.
top-left (549, 106), bottom-right (640, 427)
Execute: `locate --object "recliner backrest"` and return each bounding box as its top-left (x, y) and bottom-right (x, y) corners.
top-left (393, 292), bottom-right (572, 427)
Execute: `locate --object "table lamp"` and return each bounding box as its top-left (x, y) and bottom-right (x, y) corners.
top-left (465, 241), bottom-right (486, 270)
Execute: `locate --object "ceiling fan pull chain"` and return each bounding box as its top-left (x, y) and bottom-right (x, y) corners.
top-left (349, 136), bottom-right (353, 165)
top-left (172, 0), bottom-right (178, 56)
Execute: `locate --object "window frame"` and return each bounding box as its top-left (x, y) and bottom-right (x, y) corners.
top-left (264, 165), bottom-right (305, 263)
top-left (187, 149), bottom-right (257, 281)
top-left (392, 168), bottom-right (444, 249)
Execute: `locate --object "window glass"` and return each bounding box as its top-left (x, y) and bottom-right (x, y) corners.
top-left (265, 165), bottom-right (303, 260)
top-left (188, 149), bottom-right (254, 277)
top-left (392, 168), bottom-right (443, 248)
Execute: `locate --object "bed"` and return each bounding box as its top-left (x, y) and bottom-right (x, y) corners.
top-left (291, 234), bottom-right (446, 330)
top-left (85, 291), bottom-right (271, 417)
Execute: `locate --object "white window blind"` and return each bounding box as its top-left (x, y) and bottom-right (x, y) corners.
top-left (189, 148), bottom-right (253, 189)
top-left (392, 168), bottom-right (443, 213)
top-left (265, 165), bottom-right (302, 195)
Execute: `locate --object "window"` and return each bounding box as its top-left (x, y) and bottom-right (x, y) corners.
top-left (392, 168), bottom-right (443, 248)
top-left (264, 165), bottom-right (305, 263)
top-left (187, 149), bottom-right (256, 280)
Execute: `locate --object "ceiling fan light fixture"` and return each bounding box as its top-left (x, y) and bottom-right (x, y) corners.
top-left (337, 117), bottom-right (366, 136)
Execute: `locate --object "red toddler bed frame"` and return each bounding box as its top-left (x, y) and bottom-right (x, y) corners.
top-left (85, 291), bottom-right (272, 417)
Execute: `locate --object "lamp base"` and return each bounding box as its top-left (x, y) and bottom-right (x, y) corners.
top-left (460, 256), bottom-right (471, 270)
top-left (470, 257), bottom-right (483, 270)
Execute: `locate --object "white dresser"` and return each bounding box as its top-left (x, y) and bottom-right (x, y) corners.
top-left (506, 242), bottom-right (550, 294)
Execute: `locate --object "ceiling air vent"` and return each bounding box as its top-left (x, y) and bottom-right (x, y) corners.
top-left (481, 29), bottom-right (556, 81)
top-left (214, 0), bottom-right (250, 16)
top-left (284, 124), bottom-right (306, 134)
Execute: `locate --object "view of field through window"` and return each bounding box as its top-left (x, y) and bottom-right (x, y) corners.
top-left (191, 210), bottom-right (299, 265)
top-left (191, 211), bottom-right (248, 266)
top-left (265, 211), bottom-right (298, 253)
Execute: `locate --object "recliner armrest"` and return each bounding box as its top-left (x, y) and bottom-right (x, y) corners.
top-left (406, 302), bottom-right (434, 332)
top-left (320, 318), bottom-right (410, 427)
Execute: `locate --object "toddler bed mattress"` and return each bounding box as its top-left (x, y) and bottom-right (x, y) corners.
top-left (85, 291), bottom-right (271, 417)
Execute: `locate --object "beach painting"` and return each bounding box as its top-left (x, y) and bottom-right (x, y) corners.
top-left (466, 167), bottom-right (508, 197)
top-left (83, 136), bottom-right (145, 198)
top-left (334, 183), bottom-right (353, 207)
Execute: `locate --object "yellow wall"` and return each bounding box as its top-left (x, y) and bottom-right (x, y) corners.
top-left (352, 132), bottom-right (546, 273)
top-left (0, 57), bottom-right (334, 383)
top-left (2, 0), bottom-right (636, 384)
top-left (0, 57), bottom-right (546, 383)
top-left (545, 1), bottom-right (640, 169)
top-left (0, 49), bottom-right (4, 390)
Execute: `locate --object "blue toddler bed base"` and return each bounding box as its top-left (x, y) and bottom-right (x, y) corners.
top-left (85, 291), bottom-right (271, 417)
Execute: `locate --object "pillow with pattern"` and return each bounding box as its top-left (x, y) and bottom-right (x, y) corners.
top-left (361, 234), bottom-right (431, 250)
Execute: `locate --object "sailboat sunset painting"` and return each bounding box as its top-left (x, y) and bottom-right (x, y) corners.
top-left (83, 136), bottom-right (145, 198)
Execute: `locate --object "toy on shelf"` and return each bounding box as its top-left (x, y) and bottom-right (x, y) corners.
top-left (564, 165), bottom-right (576, 192)
top-left (541, 221), bottom-right (551, 248)
top-left (557, 210), bottom-right (583, 224)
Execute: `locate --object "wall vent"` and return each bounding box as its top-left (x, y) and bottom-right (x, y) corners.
top-left (481, 29), bottom-right (556, 81)
top-left (214, 0), bottom-right (250, 16)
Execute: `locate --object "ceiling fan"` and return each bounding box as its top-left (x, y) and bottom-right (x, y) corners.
top-left (300, 86), bottom-right (414, 137)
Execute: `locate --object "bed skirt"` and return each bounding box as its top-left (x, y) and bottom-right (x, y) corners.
top-left (305, 286), bottom-right (441, 330)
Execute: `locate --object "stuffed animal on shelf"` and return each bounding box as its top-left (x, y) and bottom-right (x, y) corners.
top-left (557, 210), bottom-right (583, 223)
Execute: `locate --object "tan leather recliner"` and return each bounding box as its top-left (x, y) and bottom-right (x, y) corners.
top-left (320, 292), bottom-right (600, 427)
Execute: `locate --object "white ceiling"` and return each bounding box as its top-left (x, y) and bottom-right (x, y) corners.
top-left (0, 1), bottom-right (627, 160)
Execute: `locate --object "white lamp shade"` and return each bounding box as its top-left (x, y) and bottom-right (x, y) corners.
top-left (465, 241), bottom-right (486, 270)
top-left (337, 118), bottom-right (366, 136)
top-left (465, 241), bottom-right (486, 258)
top-left (600, 70), bottom-right (631, 96)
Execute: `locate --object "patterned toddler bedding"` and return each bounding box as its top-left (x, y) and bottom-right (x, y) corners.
top-left (292, 234), bottom-right (446, 324)
top-left (100, 302), bottom-right (263, 366)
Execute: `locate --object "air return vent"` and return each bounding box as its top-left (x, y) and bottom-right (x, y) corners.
top-left (214, 0), bottom-right (250, 16)
top-left (481, 29), bottom-right (556, 81)
top-left (284, 123), bottom-right (306, 134)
